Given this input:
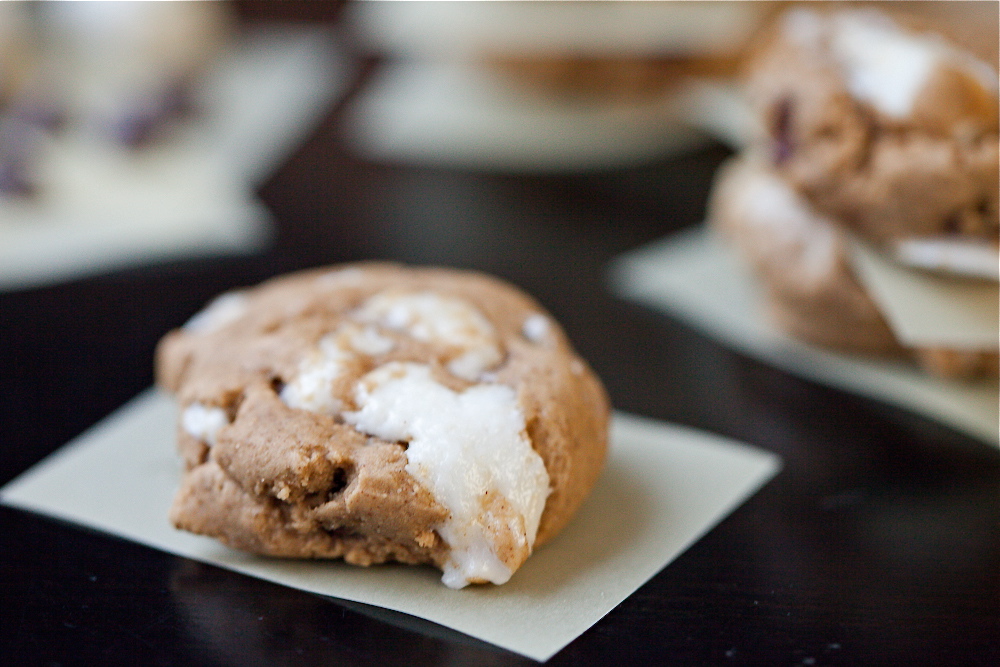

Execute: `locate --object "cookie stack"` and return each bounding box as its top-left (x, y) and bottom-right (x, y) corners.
top-left (708, 7), bottom-right (999, 379)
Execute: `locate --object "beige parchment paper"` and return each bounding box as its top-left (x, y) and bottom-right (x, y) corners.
top-left (0, 389), bottom-right (780, 662)
top-left (848, 239), bottom-right (999, 349)
top-left (608, 226), bottom-right (999, 447)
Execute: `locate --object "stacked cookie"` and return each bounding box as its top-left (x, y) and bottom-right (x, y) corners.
top-left (708, 7), bottom-right (999, 378)
top-left (157, 264), bottom-right (610, 588)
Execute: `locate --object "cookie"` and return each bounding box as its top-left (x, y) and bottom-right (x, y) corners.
top-left (352, 0), bottom-right (778, 104)
top-left (745, 7), bottom-right (999, 246)
top-left (0, 4), bottom-right (37, 197)
top-left (709, 155), bottom-right (901, 354)
top-left (39, 1), bottom-right (233, 146)
top-left (156, 263), bottom-right (610, 588)
top-left (0, 3), bottom-right (31, 108)
top-left (709, 155), bottom-right (999, 379)
top-left (478, 2), bottom-right (779, 103)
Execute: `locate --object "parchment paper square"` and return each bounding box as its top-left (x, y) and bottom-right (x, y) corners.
top-left (848, 239), bottom-right (998, 349)
top-left (608, 226), bottom-right (999, 447)
top-left (1, 389), bottom-right (779, 661)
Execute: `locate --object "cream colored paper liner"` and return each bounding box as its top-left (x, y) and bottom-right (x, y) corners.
top-left (608, 226), bottom-right (999, 447)
top-left (0, 389), bottom-right (779, 662)
top-left (849, 239), bottom-right (999, 349)
top-left (0, 28), bottom-right (346, 290)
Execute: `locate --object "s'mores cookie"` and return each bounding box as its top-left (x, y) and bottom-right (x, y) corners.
top-left (39, 1), bottom-right (233, 145)
top-left (710, 154), bottom-right (999, 379)
top-left (746, 7), bottom-right (999, 246)
top-left (156, 263), bottom-right (610, 588)
top-left (708, 7), bottom-right (998, 380)
top-left (709, 155), bottom-right (901, 355)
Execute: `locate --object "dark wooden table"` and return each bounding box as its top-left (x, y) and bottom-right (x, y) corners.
top-left (2, 10), bottom-right (998, 667)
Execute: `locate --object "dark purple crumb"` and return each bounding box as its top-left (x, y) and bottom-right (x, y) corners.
top-left (0, 117), bottom-right (40, 198)
top-left (771, 96), bottom-right (794, 165)
top-left (107, 100), bottom-right (161, 147)
top-left (0, 156), bottom-right (35, 197)
top-left (103, 78), bottom-right (194, 148)
top-left (9, 97), bottom-right (66, 133)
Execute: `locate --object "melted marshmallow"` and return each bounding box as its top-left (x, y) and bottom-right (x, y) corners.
top-left (829, 12), bottom-right (944, 119)
top-left (740, 166), bottom-right (840, 281)
top-left (785, 9), bottom-right (995, 120)
top-left (522, 313), bottom-right (550, 342)
top-left (343, 362), bottom-right (550, 589)
top-left (354, 291), bottom-right (502, 380)
top-left (280, 338), bottom-right (348, 414)
top-left (893, 238), bottom-right (1000, 281)
top-left (344, 323), bottom-right (396, 356)
top-left (181, 403), bottom-right (229, 446)
top-left (280, 323), bottom-right (396, 414)
top-left (182, 292), bottom-right (247, 334)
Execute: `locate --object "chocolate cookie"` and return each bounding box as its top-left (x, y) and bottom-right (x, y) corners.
top-left (156, 263), bottom-right (610, 588)
top-left (709, 155), bottom-right (998, 379)
top-left (709, 155), bottom-right (901, 354)
top-left (745, 7), bottom-right (999, 245)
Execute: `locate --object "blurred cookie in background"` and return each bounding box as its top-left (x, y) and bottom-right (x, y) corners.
top-left (709, 154), bottom-right (998, 379)
top-left (32, 1), bottom-right (235, 147)
top-left (343, 2), bottom-right (778, 171)
top-left (709, 5), bottom-right (998, 380)
top-left (709, 155), bottom-right (902, 356)
top-left (0, 1), bottom-right (235, 201)
top-left (0, 2), bottom-right (346, 290)
top-left (745, 5), bottom-right (998, 245)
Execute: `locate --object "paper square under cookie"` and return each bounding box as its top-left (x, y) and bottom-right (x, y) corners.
top-left (608, 226), bottom-right (999, 447)
top-left (0, 389), bottom-right (779, 662)
top-left (848, 239), bottom-right (999, 349)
